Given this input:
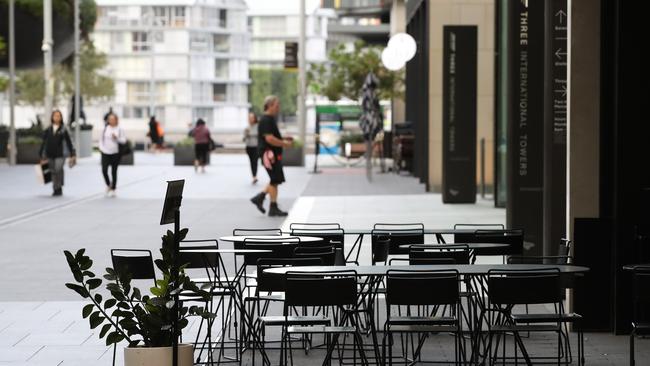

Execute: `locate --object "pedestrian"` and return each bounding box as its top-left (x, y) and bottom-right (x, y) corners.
top-left (190, 118), bottom-right (211, 173)
top-left (250, 95), bottom-right (293, 217)
top-left (39, 109), bottom-right (76, 197)
top-left (147, 116), bottom-right (164, 150)
top-left (243, 112), bottom-right (259, 184)
top-left (99, 112), bottom-right (126, 197)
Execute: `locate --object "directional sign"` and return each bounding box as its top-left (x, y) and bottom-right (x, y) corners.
top-left (284, 42), bottom-right (298, 70)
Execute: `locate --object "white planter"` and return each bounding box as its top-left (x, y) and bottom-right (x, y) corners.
top-left (124, 344), bottom-right (193, 366)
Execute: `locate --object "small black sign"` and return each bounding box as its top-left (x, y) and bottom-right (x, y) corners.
top-left (284, 42), bottom-right (298, 69)
top-left (442, 26), bottom-right (477, 203)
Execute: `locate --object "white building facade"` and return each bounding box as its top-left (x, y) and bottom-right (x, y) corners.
top-left (93, 0), bottom-right (250, 135)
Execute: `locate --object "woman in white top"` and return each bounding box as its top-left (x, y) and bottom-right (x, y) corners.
top-left (243, 112), bottom-right (259, 184)
top-left (99, 113), bottom-right (127, 197)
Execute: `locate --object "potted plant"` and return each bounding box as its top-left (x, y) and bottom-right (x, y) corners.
top-left (173, 138), bottom-right (209, 166)
top-left (282, 137), bottom-right (304, 167)
top-left (64, 228), bottom-right (213, 366)
top-left (339, 133), bottom-right (366, 158)
top-left (15, 124), bottom-right (44, 164)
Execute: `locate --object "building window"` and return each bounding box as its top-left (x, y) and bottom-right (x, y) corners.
top-left (172, 6), bottom-right (186, 27)
top-left (132, 32), bottom-right (150, 52)
top-left (213, 83), bottom-right (226, 102)
top-left (219, 9), bottom-right (227, 28)
top-left (123, 106), bottom-right (148, 119)
top-left (153, 6), bottom-right (170, 26)
top-left (190, 33), bottom-right (209, 52)
top-left (213, 34), bottom-right (229, 53)
top-left (215, 59), bottom-right (229, 79)
top-left (313, 17), bottom-right (321, 36)
top-left (127, 82), bottom-right (150, 103)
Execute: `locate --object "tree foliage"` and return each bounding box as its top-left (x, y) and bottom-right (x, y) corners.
top-left (249, 68), bottom-right (298, 117)
top-left (307, 41), bottom-right (405, 102)
top-left (15, 42), bottom-right (113, 106)
top-left (0, 0), bottom-right (97, 37)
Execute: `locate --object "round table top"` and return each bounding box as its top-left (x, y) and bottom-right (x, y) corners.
top-left (219, 235), bottom-right (323, 243)
top-left (398, 243), bottom-right (510, 250)
top-left (343, 229), bottom-right (479, 235)
top-left (179, 248), bottom-right (272, 254)
top-left (264, 264), bottom-right (589, 276)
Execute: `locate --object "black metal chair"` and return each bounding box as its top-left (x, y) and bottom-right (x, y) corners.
top-left (382, 269), bottom-right (465, 365)
top-left (388, 257), bottom-right (457, 265)
top-left (372, 235), bottom-right (390, 265)
top-left (110, 250), bottom-right (157, 366)
top-left (409, 244), bottom-right (471, 265)
top-left (372, 223), bottom-right (425, 256)
top-left (282, 270), bottom-right (369, 366)
top-left (289, 222), bottom-right (345, 250)
top-left (483, 268), bottom-right (570, 365)
top-left (630, 265), bottom-right (650, 366)
top-left (455, 228), bottom-right (524, 259)
top-left (293, 245), bottom-right (336, 266)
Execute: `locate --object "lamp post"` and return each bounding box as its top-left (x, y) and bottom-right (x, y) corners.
top-left (8, 0), bottom-right (17, 165)
top-left (298, 0), bottom-right (306, 165)
top-left (43, 0), bottom-right (54, 125)
top-left (74, 0), bottom-right (81, 152)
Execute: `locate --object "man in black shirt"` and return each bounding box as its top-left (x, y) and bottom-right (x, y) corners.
top-left (250, 95), bottom-right (293, 216)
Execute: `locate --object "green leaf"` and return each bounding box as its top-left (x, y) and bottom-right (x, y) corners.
top-left (82, 304), bottom-right (94, 319)
top-left (65, 283), bottom-right (89, 298)
top-left (87, 278), bottom-right (102, 290)
top-left (117, 302), bottom-right (130, 310)
top-left (94, 293), bottom-right (103, 304)
top-left (106, 331), bottom-right (125, 346)
top-left (82, 271), bottom-right (95, 278)
top-left (104, 299), bottom-right (117, 309)
top-left (89, 311), bottom-right (105, 329)
top-left (99, 323), bottom-right (112, 338)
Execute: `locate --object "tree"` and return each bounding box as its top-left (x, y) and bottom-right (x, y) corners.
top-left (249, 68), bottom-right (298, 117)
top-left (0, 0), bottom-right (97, 37)
top-left (307, 41), bottom-right (405, 102)
top-left (16, 42), bottom-right (113, 106)
top-left (0, 36), bottom-right (6, 92)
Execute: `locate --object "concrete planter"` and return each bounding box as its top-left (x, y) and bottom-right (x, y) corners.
top-left (124, 344), bottom-right (193, 366)
top-left (16, 143), bottom-right (42, 164)
top-left (338, 142), bottom-right (366, 158)
top-left (0, 130), bottom-right (8, 158)
top-left (174, 145), bottom-right (210, 166)
top-left (282, 146), bottom-right (304, 166)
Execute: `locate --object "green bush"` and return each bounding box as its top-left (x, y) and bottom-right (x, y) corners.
top-left (175, 137), bottom-right (194, 147)
top-left (339, 133), bottom-right (365, 145)
top-left (18, 136), bottom-right (42, 145)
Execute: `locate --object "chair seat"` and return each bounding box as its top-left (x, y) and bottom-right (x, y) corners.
top-left (511, 313), bottom-right (582, 324)
top-left (259, 316), bottom-right (331, 326)
top-left (387, 316), bottom-right (457, 326)
top-left (491, 324), bottom-right (560, 333)
top-left (288, 325), bottom-right (357, 334)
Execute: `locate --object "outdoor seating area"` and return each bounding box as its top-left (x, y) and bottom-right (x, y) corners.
top-left (90, 217), bottom-right (599, 366)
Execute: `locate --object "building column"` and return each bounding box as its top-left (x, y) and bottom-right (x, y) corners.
top-left (390, 0), bottom-right (406, 124)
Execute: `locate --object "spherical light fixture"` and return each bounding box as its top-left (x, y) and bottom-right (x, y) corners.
top-left (381, 46), bottom-right (405, 71)
top-left (388, 32), bottom-right (417, 62)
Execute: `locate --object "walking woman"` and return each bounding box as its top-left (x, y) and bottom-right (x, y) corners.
top-left (190, 118), bottom-right (211, 173)
top-left (39, 110), bottom-right (76, 197)
top-left (243, 112), bottom-right (259, 184)
top-left (99, 112), bottom-right (126, 197)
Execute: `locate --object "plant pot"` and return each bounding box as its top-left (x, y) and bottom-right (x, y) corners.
top-left (124, 344), bottom-right (193, 366)
top-left (338, 142), bottom-right (366, 158)
top-left (282, 146), bottom-right (304, 166)
top-left (16, 143), bottom-right (42, 164)
top-left (174, 145), bottom-right (210, 166)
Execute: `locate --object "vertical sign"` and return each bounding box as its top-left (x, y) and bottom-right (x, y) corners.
top-left (284, 42), bottom-right (298, 70)
top-left (543, 0), bottom-right (568, 255)
top-left (507, 0), bottom-right (545, 255)
top-left (443, 26), bottom-right (477, 203)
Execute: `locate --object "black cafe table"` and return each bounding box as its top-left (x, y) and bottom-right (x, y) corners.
top-left (265, 263), bottom-right (589, 365)
top-left (343, 228), bottom-right (489, 263)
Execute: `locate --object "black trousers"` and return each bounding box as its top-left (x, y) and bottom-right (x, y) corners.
top-left (246, 146), bottom-right (259, 177)
top-left (195, 143), bottom-right (209, 165)
top-left (101, 153), bottom-right (120, 189)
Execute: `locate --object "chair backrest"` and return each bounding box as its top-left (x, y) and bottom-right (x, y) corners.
top-left (455, 229), bottom-right (523, 256)
top-left (373, 223), bottom-right (425, 255)
top-left (386, 269), bottom-right (460, 306)
top-left (507, 255), bottom-right (570, 265)
top-left (111, 249), bottom-right (156, 281)
top-left (177, 244), bottom-right (219, 269)
top-left (233, 228), bottom-right (282, 236)
top-left (256, 258), bottom-right (323, 293)
top-left (285, 271), bottom-right (358, 308)
top-left (294, 246), bottom-right (336, 266)
top-left (454, 223), bottom-right (505, 230)
top-left (632, 266), bottom-right (650, 323)
top-left (558, 238), bottom-right (572, 260)
top-left (372, 235), bottom-right (390, 265)
top-left (488, 269), bottom-right (562, 306)
top-left (290, 225), bottom-right (345, 250)
top-left (389, 257), bottom-right (457, 265)
top-left (409, 244), bottom-right (470, 265)
top-left (242, 238), bottom-right (300, 265)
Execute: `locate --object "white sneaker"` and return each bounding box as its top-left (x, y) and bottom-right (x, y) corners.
top-left (105, 187), bottom-right (111, 197)
top-left (109, 189), bottom-right (116, 198)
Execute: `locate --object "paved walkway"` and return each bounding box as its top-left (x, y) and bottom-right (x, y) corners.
top-left (0, 152), bottom-right (646, 365)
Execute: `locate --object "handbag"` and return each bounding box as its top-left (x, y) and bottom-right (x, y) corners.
top-left (119, 141), bottom-right (132, 156)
